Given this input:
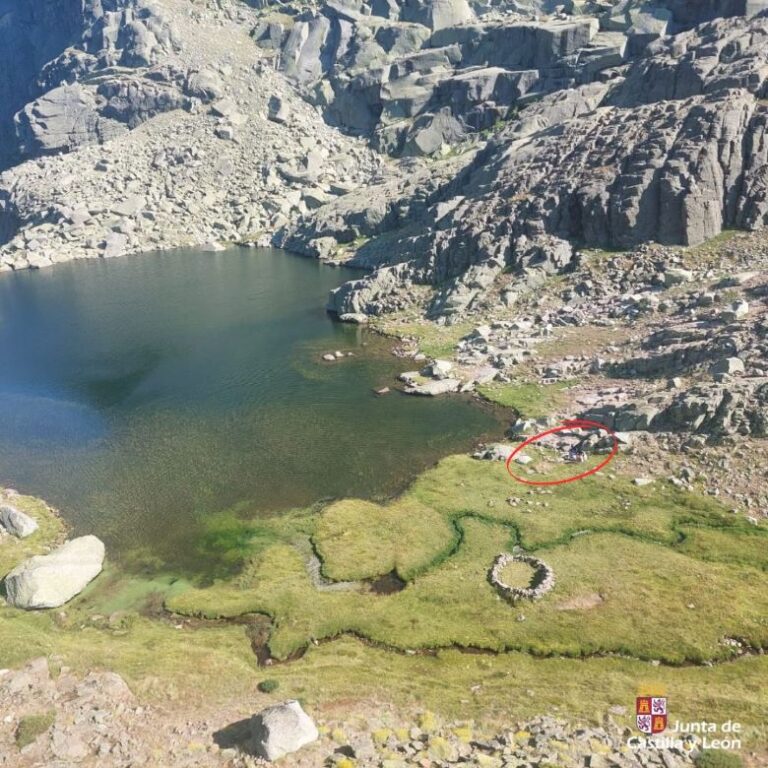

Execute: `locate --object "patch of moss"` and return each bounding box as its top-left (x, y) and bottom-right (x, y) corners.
top-left (168, 458), bottom-right (768, 666)
top-left (373, 316), bottom-right (474, 360)
top-left (15, 711), bottom-right (55, 749)
top-left (314, 497), bottom-right (456, 581)
top-left (694, 749), bottom-right (744, 768)
top-left (476, 381), bottom-right (572, 419)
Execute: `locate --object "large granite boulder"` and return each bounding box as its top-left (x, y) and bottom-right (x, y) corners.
top-left (4, 535), bottom-right (105, 609)
top-left (400, 0), bottom-right (475, 31)
top-left (250, 700), bottom-right (319, 761)
top-left (14, 83), bottom-right (127, 157)
top-left (431, 17), bottom-right (599, 70)
top-left (0, 505), bottom-right (39, 539)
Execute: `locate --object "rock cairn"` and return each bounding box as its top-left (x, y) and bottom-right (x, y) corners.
top-left (489, 553), bottom-right (555, 603)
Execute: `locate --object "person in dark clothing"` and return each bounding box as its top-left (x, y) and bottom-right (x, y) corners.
top-left (567, 445), bottom-right (588, 463)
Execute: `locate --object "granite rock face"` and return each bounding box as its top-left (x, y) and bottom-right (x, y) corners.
top-left (0, 0), bottom-right (193, 167)
top-left (257, 0), bottom-right (768, 158)
top-left (280, 12), bottom-right (768, 317)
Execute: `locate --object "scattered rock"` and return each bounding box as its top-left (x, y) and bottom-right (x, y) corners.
top-left (0, 504), bottom-right (38, 538)
top-left (710, 357), bottom-right (745, 377)
top-left (663, 268), bottom-right (694, 287)
top-left (404, 378), bottom-right (461, 396)
top-left (250, 700), bottom-right (319, 761)
top-left (424, 359), bottom-right (453, 379)
top-left (339, 313), bottom-right (369, 325)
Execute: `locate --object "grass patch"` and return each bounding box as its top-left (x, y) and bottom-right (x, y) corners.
top-left (408, 455), bottom-right (725, 548)
top-left (677, 525), bottom-right (768, 571)
top-left (373, 316), bottom-right (474, 360)
top-left (257, 678), bottom-right (279, 693)
top-left (2, 609), bottom-right (767, 745)
top-left (173, 522), bottom-right (768, 663)
top-left (694, 750), bottom-right (745, 768)
top-left (2, 462), bottom-right (767, 753)
top-left (0, 606), bottom-right (259, 707)
top-left (15, 710), bottom-right (55, 748)
top-left (684, 229), bottom-right (741, 261)
top-left (314, 498), bottom-right (456, 581)
top-left (476, 381), bottom-right (572, 418)
top-left (168, 455), bottom-right (768, 666)
top-left (498, 560), bottom-right (535, 588)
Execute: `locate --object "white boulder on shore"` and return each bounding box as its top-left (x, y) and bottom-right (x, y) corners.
top-left (405, 378), bottom-right (461, 396)
top-left (250, 700), bottom-right (319, 761)
top-left (0, 504), bottom-right (39, 538)
top-left (3, 535), bottom-right (105, 609)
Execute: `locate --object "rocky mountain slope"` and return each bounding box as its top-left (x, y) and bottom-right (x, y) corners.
top-left (283, 11), bottom-right (768, 319)
top-left (0, 0), bottom-right (386, 267)
top-left (2, 0), bottom-right (768, 272)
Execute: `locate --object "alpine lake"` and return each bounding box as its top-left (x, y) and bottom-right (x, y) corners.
top-left (0, 246), bottom-right (502, 577)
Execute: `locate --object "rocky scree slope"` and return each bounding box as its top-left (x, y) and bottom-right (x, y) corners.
top-left (1, 656), bottom-right (709, 768)
top-left (0, 0), bottom-right (385, 269)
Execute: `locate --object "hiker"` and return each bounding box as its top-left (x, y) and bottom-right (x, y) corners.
top-left (566, 445), bottom-right (588, 463)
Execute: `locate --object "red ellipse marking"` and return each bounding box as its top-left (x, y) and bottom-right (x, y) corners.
top-left (505, 418), bottom-right (619, 487)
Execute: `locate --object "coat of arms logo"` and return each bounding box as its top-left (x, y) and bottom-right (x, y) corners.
top-left (636, 696), bottom-right (668, 734)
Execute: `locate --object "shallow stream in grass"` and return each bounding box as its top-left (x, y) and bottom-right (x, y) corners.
top-left (0, 247), bottom-right (502, 576)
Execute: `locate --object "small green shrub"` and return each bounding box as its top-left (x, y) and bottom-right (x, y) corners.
top-left (15, 711), bottom-right (55, 749)
top-left (694, 750), bottom-right (744, 768)
top-left (257, 678), bottom-right (279, 693)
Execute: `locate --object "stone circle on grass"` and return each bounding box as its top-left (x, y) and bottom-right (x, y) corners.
top-left (490, 553), bottom-right (555, 602)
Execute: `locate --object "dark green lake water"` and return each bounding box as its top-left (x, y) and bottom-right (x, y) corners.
top-left (0, 247), bottom-right (500, 572)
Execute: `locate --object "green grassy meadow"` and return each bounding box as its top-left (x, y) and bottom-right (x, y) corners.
top-left (1, 452), bottom-right (767, 746)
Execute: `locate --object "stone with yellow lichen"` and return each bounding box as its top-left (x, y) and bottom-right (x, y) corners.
top-left (417, 710), bottom-right (438, 731)
top-left (372, 728), bottom-right (391, 745)
top-left (427, 735), bottom-right (458, 761)
top-left (452, 724), bottom-right (473, 743)
top-left (589, 737), bottom-right (611, 753)
top-left (474, 753), bottom-right (503, 767)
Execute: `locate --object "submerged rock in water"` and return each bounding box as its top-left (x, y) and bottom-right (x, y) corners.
top-left (4, 535), bottom-right (105, 609)
top-left (250, 700), bottom-right (319, 761)
top-left (0, 504), bottom-right (39, 538)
